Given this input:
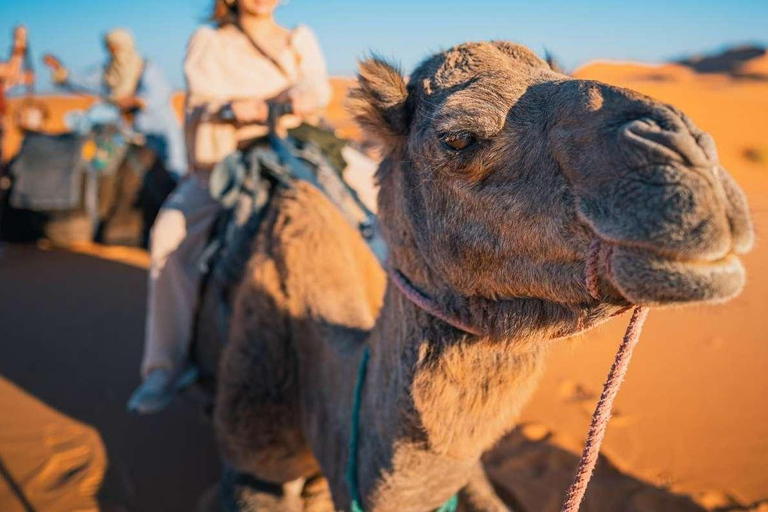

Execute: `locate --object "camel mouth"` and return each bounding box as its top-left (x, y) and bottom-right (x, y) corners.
top-left (599, 243), bottom-right (746, 306)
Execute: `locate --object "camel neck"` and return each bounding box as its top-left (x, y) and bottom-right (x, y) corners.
top-left (351, 281), bottom-right (544, 509)
top-left (352, 164), bottom-right (621, 507)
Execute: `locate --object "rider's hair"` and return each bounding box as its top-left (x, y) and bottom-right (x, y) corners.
top-left (210, 0), bottom-right (238, 27)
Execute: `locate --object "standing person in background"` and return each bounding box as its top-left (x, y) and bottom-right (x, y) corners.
top-left (127, 0), bottom-right (332, 414)
top-left (42, 29), bottom-right (187, 178)
top-left (0, 26), bottom-right (30, 162)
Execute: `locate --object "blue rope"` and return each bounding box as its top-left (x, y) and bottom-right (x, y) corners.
top-left (345, 345), bottom-right (458, 512)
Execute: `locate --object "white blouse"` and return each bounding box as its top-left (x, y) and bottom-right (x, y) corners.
top-left (184, 23), bottom-right (332, 171)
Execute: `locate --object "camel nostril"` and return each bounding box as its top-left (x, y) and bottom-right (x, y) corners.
top-left (618, 116), bottom-right (713, 169)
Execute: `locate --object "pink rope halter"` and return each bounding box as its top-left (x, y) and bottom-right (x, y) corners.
top-left (387, 268), bottom-right (485, 336)
top-left (388, 239), bottom-right (649, 512)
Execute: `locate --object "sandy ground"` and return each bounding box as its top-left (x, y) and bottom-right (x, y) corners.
top-left (1, 58), bottom-right (767, 510)
top-left (0, 245), bottom-right (220, 511)
top-left (0, 375), bottom-right (105, 511)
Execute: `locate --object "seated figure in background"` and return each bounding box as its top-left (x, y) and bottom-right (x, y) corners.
top-left (43, 28), bottom-right (187, 179)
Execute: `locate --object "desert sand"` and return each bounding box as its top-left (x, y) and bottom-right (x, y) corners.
top-left (1, 50), bottom-right (766, 511)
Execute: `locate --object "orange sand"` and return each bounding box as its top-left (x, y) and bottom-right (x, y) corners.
top-left (0, 376), bottom-right (105, 512)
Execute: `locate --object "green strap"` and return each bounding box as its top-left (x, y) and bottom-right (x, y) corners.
top-left (345, 346), bottom-right (458, 512)
top-left (346, 346), bottom-right (369, 512)
top-left (436, 495), bottom-right (459, 512)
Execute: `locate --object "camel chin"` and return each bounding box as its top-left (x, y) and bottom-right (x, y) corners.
top-left (605, 245), bottom-right (746, 306)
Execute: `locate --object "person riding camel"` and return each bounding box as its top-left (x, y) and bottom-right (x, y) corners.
top-left (127, 0), bottom-right (331, 414)
top-left (0, 26), bottom-right (32, 163)
top-left (42, 28), bottom-right (187, 178)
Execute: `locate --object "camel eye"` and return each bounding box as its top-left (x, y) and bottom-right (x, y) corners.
top-left (441, 132), bottom-right (477, 152)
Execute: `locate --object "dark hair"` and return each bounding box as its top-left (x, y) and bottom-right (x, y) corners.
top-left (211, 0), bottom-right (238, 26)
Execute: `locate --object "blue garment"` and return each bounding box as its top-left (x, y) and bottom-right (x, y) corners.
top-left (62, 61), bottom-right (187, 176)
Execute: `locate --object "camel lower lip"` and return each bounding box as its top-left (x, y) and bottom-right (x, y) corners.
top-left (606, 246), bottom-right (745, 305)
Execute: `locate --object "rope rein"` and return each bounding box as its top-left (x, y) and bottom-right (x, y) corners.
top-left (374, 239), bottom-right (649, 512)
top-left (560, 239), bottom-right (648, 511)
top-left (559, 305), bottom-right (647, 511)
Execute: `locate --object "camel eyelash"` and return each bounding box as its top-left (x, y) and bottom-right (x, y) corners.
top-left (439, 131), bottom-right (479, 152)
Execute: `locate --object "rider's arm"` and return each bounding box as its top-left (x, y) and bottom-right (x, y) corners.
top-left (286, 26), bottom-right (332, 116)
top-left (135, 62), bottom-right (171, 112)
top-left (185, 27), bottom-right (246, 171)
top-left (184, 27), bottom-right (236, 121)
top-left (55, 65), bottom-right (106, 96)
top-left (184, 27), bottom-right (272, 171)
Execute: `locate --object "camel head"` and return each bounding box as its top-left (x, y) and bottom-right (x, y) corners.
top-left (351, 42), bottom-right (753, 337)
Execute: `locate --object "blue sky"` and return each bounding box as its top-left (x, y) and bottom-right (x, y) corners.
top-left (1, 0), bottom-right (766, 92)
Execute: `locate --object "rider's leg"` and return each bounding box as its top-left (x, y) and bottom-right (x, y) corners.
top-left (128, 174), bottom-right (219, 414)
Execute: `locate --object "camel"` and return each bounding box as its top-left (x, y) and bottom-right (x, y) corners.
top-left (197, 41), bottom-right (753, 511)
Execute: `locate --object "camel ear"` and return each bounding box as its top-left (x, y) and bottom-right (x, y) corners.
top-left (349, 57), bottom-right (410, 147)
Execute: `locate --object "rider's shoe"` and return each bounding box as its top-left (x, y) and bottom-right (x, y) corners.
top-left (126, 366), bottom-right (199, 415)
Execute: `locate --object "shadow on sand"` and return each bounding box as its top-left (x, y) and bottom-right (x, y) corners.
top-left (0, 244), bottom-right (219, 511)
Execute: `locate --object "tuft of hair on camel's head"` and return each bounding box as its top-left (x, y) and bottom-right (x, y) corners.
top-left (351, 41), bottom-right (753, 314)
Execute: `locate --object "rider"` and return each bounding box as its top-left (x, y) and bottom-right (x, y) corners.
top-left (0, 26), bottom-right (31, 162)
top-left (127, 0), bottom-right (331, 414)
top-left (43, 28), bottom-right (187, 178)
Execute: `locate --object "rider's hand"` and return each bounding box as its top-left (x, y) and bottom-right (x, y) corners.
top-left (12, 26), bottom-right (27, 54)
top-left (287, 87), bottom-right (319, 117)
top-left (42, 54), bottom-right (63, 71)
top-left (42, 53), bottom-right (69, 83)
top-left (231, 99), bottom-right (268, 124)
top-left (115, 96), bottom-right (146, 111)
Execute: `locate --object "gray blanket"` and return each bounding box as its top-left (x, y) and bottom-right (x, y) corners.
top-left (10, 132), bottom-right (87, 212)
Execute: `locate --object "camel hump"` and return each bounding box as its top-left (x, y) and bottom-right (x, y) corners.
top-left (266, 181), bottom-right (386, 332)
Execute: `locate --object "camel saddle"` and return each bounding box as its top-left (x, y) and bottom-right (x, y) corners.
top-left (8, 132), bottom-right (88, 212)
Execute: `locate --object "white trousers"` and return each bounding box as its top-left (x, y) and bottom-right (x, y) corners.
top-left (141, 174), bottom-right (220, 377)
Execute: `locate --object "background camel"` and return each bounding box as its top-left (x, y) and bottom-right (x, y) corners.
top-left (199, 41), bottom-right (753, 511)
